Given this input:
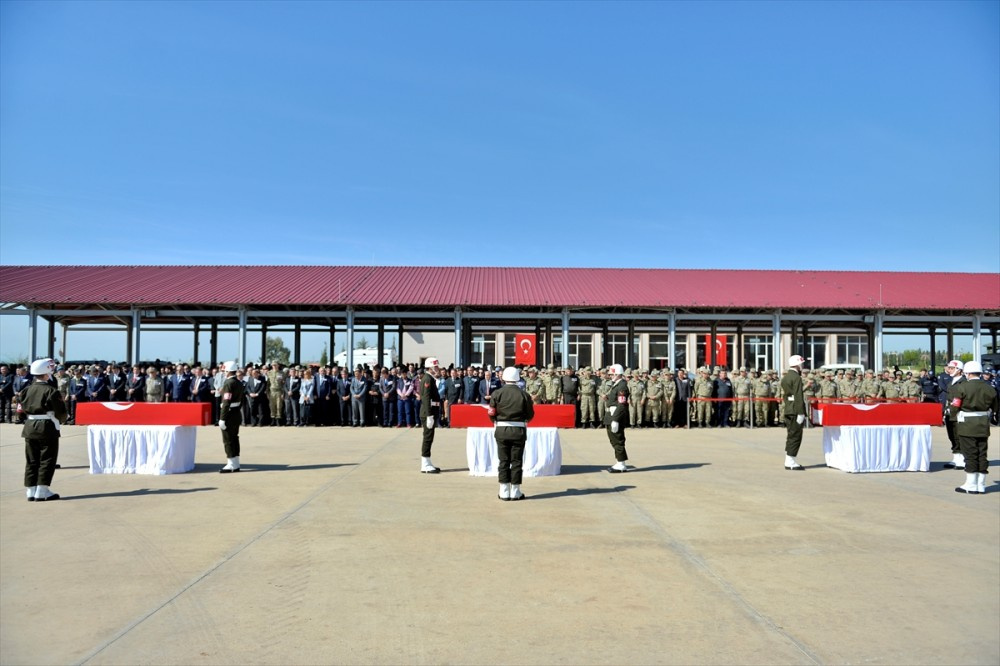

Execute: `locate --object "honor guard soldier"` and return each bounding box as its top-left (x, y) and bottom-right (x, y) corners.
top-left (21, 359), bottom-right (68, 501)
top-left (578, 367), bottom-right (597, 428)
top-left (781, 355), bottom-right (808, 470)
top-left (489, 367), bottom-right (535, 501)
top-left (603, 364), bottom-right (631, 472)
top-left (950, 361), bottom-right (998, 494)
top-left (419, 358), bottom-right (443, 473)
top-left (218, 361), bottom-right (245, 473)
top-left (942, 360), bottom-right (967, 469)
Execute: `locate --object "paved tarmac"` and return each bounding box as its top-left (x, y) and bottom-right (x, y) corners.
top-left (1, 421), bottom-right (998, 666)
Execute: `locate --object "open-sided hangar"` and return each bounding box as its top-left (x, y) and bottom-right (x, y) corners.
top-left (0, 265), bottom-right (998, 373)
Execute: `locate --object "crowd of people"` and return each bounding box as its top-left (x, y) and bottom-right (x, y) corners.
top-left (2, 359), bottom-right (998, 429)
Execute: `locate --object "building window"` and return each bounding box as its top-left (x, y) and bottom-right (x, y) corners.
top-left (742, 335), bottom-right (773, 372)
top-left (470, 334), bottom-right (496, 368)
top-left (837, 335), bottom-right (868, 368)
top-left (800, 335), bottom-right (827, 368)
top-left (607, 333), bottom-right (637, 367)
top-left (504, 337), bottom-right (516, 367)
top-left (568, 334), bottom-right (593, 369)
top-left (649, 335), bottom-right (670, 370)
top-left (673, 339), bottom-right (687, 371)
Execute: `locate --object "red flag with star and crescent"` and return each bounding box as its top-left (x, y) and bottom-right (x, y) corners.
top-left (515, 334), bottom-right (536, 365)
top-left (705, 334), bottom-right (728, 368)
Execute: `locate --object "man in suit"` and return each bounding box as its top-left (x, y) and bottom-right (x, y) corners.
top-left (85, 366), bottom-right (109, 402)
top-left (190, 366), bottom-right (214, 405)
top-left (0, 364), bottom-right (13, 423)
top-left (127, 364), bottom-right (146, 402)
top-left (107, 364), bottom-right (127, 401)
top-left (315, 366), bottom-right (332, 426)
top-left (336, 368), bottom-right (351, 426)
top-left (168, 365), bottom-right (192, 403)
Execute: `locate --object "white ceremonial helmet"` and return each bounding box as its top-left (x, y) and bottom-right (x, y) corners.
top-left (946, 359), bottom-right (963, 371)
top-left (787, 355), bottom-right (808, 368)
top-left (501, 367), bottom-right (520, 383)
top-left (608, 363), bottom-right (624, 378)
top-left (963, 360), bottom-right (983, 375)
top-left (30, 358), bottom-right (56, 376)
top-left (222, 361), bottom-right (239, 372)
top-left (424, 357), bottom-right (440, 369)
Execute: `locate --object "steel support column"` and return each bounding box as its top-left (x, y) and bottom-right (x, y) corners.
top-left (668, 312), bottom-right (676, 371)
top-left (561, 308), bottom-right (570, 368)
top-left (454, 308), bottom-right (462, 368)
top-left (131, 308), bottom-right (142, 366)
top-left (772, 311), bottom-right (781, 373)
top-left (972, 311), bottom-right (983, 362)
top-left (238, 307), bottom-right (248, 367)
top-left (346, 307), bottom-right (355, 370)
top-left (28, 308), bottom-right (37, 361)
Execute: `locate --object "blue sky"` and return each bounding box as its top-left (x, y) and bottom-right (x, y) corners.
top-left (0, 0), bottom-right (997, 361)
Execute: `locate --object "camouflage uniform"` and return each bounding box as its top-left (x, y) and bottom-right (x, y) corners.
top-left (818, 372), bottom-right (839, 403)
top-left (693, 368), bottom-right (713, 427)
top-left (881, 374), bottom-right (902, 401)
top-left (596, 370), bottom-right (609, 423)
top-left (903, 375), bottom-right (921, 402)
top-left (645, 370), bottom-right (664, 427)
top-left (860, 371), bottom-right (880, 403)
top-left (768, 371), bottom-right (781, 424)
top-left (578, 368), bottom-right (597, 427)
top-left (753, 371), bottom-right (772, 426)
top-left (662, 371), bottom-right (677, 426)
top-left (802, 372), bottom-right (817, 424)
top-left (627, 371), bottom-right (645, 427)
top-left (733, 368), bottom-right (751, 426)
top-left (542, 365), bottom-right (562, 405)
top-left (524, 369), bottom-right (545, 404)
top-left (267, 365), bottom-right (286, 425)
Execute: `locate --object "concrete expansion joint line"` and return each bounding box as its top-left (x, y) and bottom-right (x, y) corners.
top-left (74, 431), bottom-right (405, 666)
top-left (588, 452), bottom-right (823, 666)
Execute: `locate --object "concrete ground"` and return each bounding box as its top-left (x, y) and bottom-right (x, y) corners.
top-left (0, 421), bottom-right (997, 666)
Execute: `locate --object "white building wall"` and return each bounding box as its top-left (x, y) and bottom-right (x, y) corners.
top-left (402, 331), bottom-right (455, 367)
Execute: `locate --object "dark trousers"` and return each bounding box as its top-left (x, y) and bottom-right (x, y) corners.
top-left (606, 423), bottom-right (628, 461)
top-left (338, 397), bottom-right (351, 425)
top-left (496, 429), bottom-right (526, 484)
top-left (0, 395), bottom-right (11, 423)
top-left (421, 415), bottom-right (435, 457)
top-left (222, 416), bottom-right (241, 458)
top-left (382, 398), bottom-right (397, 427)
top-left (251, 398), bottom-right (268, 425)
top-left (717, 401), bottom-right (732, 427)
top-left (314, 399), bottom-right (328, 425)
top-left (784, 415), bottom-right (803, 456)
top-left (959, 435), bottom-right (989, 474)
top-left (945, 419), bottom-right (960, 453)
top-left (301, 402), bottom-right (312, 426)
top-left (24, 435), bottom-right (59, 487)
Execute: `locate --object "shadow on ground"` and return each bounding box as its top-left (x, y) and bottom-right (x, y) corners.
top-left (560, 462), bottom-right (710, 475)
top-left (62, 487), bottom-right (217, 501)
top-left (191, 462), bottom-right (357, 474)
top-left (528, 485), bottom-right (636, 500)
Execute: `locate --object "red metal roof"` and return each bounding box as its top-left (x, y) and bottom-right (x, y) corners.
top-left (1, 265), bottom-right (997, 311)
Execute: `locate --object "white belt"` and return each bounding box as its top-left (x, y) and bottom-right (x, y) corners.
top-left (496, 421), bottom-right (526, 427)
top-left (27, 412), bottom-right (61, 431)
top-left (958, 411), bottom-right (989, 422)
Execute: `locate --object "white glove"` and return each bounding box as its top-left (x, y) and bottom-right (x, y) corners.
top-left (219, 420), bottom-right (227, 431)
top-left (425, 416), bottom-right (434, 429)
top-left (611, 421), bottom-right (619, 434)
top-left (796, 414), bottom-right (805, 425)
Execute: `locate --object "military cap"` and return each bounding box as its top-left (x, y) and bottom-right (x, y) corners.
top-left (650, 369), bottom-right (660, 376)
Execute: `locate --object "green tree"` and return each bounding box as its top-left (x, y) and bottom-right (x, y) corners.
top-left (319, 343), bottom-right (328, 367)
top-left (266, 336), bottom-right (291, 365)
top-left (356, 336), bottom-right (370, 349)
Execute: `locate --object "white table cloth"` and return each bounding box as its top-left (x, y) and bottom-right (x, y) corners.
top-left (466, 427), bottom-right (562, 477)
top-left (823, 425), bottom-right (932, 473)
top-left (88, 425), bottom-right (198, 475)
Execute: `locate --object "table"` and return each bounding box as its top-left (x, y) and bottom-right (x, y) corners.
top-left (450, 404), bottom-right (576, 428)
top-left (466, 427), bottom-right (562, 477)
top-left (88, 425), bottom-right (198, 475)
top-left (823, 425), bottom-right (932, 473)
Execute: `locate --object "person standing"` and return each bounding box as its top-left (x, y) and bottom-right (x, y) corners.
top-left (0, 364), bottom-right (13, 423)
top-left (443, 367), bottom-right (462, 427)
top-left (397, 368), bottom-right (415, 427)
top-left (127, 364), bottom-right (146, 402)
top-left (267, 362), bottom-right (286, 427)
top-left (714, 369), bottom-right (734, 427)
top-left (21, 359), bottom-right (68, 501)
top-left (350, 367), bottom-right (368, 427)
top-left (603, 364), bottom-right (631, 472)
top-left (949, 361), bottom-right (997, 494)
top-left (336, 368), bottom-right (352, 426)
top-left (560, 366), bottom-right (580, 427)
top-left (490, 367), bottom-right (535, 501)
top-left (299, 368), bottom-right (316, 427)
top-left (285, 367), bottom-right (301, 426)
top-left (941, 360), bottom-right (967, 469)
top-left (578, 368), bottom-right (597, 428)
top-left (419, 358), bottom-right (443, 473)
top-left (85, 366), bottom-right (109, 402)
top-left (218, 361), bottom-right (245, 473)
top-left (781, 355), bottom-right (808, 470)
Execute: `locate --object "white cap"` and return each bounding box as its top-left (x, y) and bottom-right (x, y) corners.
top-left (222, 361), bottom-right (239, 372)
top-left (787, 355), bottom-right (807, 368)
top-left (424, 357), bottom-right (439, 369)
top-left (608, 363), bottom-right (624, 377)
top-left (963, 360), bottom-right (983, 375)
top-left (501, 367), bottom-right (520, 383)
top-left (30, 358), bottom-right (56, 376)
top-left (946, 359), bottom-right (963, 370)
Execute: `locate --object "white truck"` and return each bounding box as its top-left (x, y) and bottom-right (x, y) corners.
top-left (334, 347), bottom-right (398, 369)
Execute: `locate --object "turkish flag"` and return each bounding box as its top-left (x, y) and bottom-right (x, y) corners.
top-left (515, 334), bottom-right (536, 365)
top-left (705, 334), bottom-right (728, 368)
